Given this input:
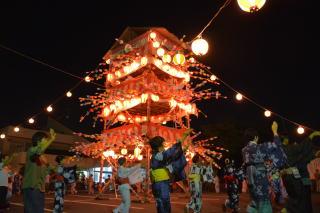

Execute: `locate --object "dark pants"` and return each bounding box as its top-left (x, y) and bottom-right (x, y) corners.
top-left (152, 180), bottom-right (171, 213)
top-left (282, 175), bottom-right (304, 213)
top-left (0, 186), bottom-right (8, 210)
top-left (302, 185), bottom-right (313, 213)
top-left (23, 188), bottom-right (44, 213)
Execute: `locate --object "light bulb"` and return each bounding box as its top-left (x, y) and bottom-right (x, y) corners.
top-left (0, 134), bottom-right (5, 139)
top-left (14, 127), bottom-right (20, 132)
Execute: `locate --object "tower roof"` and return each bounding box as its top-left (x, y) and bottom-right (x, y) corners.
top-left (104, 27), bottom-right (187, 59)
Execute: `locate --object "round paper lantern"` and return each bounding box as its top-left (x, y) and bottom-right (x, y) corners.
top-left (28, 118), bottom-right (35, 124)
top-left (137, 155), bottom-right (143, 161)
top-left (173, 53), bottom-right (186, 65)
top-left (264, 110), bottom-right (271, 117)
top-left (46, 106), bottom-right (53, 112)
top-left (237, 0), bottom-right (266, 12)
top-left (149, 32), bottom-right (157, 39)
top-left (153, 41), bottom-right (160, 48)
top-left (297, 126), bottom-right (305, 135)
top-left (236, 93), bottom-right (243, 101)
top-left (157, 48), bottom-right (165, 57)
top-left (66, 91), bottom-right (72, 97)
top-left (84, 76), bottom-right (91, 82)
top-left (210, 75), bottom-right (217, 81)
top-left (141, 57), bottom-right (148, 66)
top-left (191, 38), bottom-right (209, 56)
top-left (162, 54), bottom-right (171, 63)
top-left (121, 148), bottom-right (128, 155)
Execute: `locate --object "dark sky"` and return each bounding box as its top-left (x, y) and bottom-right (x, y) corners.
top-left (0, 0), bottom-right (318, 137)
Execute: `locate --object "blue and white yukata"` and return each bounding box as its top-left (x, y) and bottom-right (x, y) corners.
top-left (242, 136), bottom-right (287, 213)
top-left (151, 142), bottom-right (187, 213)
top-left (186, 164), bottom-right (213, 213)
top-left (113, 164), bottom-right (141, 213)
top-left (53, 165), bottom-right (76, 213)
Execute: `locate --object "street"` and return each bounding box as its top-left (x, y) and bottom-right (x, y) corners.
top-left (7, 192), bottom-right (320, 213)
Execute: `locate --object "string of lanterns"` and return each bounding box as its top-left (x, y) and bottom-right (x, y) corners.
top-left (0, 0), bottom-right (315, 139)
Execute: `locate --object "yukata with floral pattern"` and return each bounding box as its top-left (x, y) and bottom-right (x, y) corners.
top-left (265, 161), bottom-right (283, 205)
top-left (185, 154), bottom-right (212, 213)
top-left (242, 134), bottom-right (287, 213)
top-left (52, 162), bottom-right (76, 213)
top-left (53, 164), bottom-right (65, 213)
top-left (223, 159), bottom-right (244, 212)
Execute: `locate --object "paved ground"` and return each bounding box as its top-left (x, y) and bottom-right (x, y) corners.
top-left (6, 192), bottom-right (320, 213)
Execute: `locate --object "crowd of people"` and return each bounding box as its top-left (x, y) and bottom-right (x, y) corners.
top-left (1, 121), bottom-right (320, 213)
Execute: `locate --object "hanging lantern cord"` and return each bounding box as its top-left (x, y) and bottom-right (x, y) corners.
top-left (194, 0), bottom-right (232, 40)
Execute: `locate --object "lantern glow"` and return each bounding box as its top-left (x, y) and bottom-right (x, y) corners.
top-left (173, 53), bottom-right (186, 65)
top-left (149, 32), bottom-right (157, 39)
top-left (47, 106), bottom-right (53, 112)
top-left (237, 0), bottom-right (266, 12)
top-left (14, 127), bottom-right (20, 132)
top-left (66, 91), bottom-right (72, 97)
top-left (157, 48), bottom-right (165, 57)
top-left (0, 134), bottom-right (5, 139)
top-left (121, 148), bottom-right (128, 155)
top-left (85, 76), bottom-right (91, 82)
top-left (191, 38), bottom-right (209, 56)
top-left (152, 41), bottom-right (160, 48)
top-left (137, 155), bottom-right (143, 161)
top-left (28, 118), bottom-right (35, 124)
top-left (264, 110), bottom-right (271, 117)
top-left (236, 93), bottom-right (243, 101)
top-left (210, 75), bottom-right (217, 81)
top-left (297, 126), bottom-right (305, 135)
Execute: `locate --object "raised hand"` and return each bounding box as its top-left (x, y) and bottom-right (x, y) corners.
top-left (271, 121), bottom-right (278, 135)
top-left (49, 128), bottom-right (56, 141)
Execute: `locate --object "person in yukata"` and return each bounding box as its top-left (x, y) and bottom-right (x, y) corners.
top-left (222, 158), bottom-right (244, 213)
top-left (242, 121), bottom-right (287, 213)
top-left (149, 129), bottom-right (191, 213)
top-left (265, 159), bottom-right (284, 206)
top-left (112, 157), bottom-right (141, 213)
top-left (280, 131), bottom-right (320, 213)
top-left (52, 155), bottom-right (76, 213)
top-left (185, 154), bottom-right (205, 213)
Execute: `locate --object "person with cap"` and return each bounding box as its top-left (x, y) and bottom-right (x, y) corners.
top-left (23, 129), bottom-right (56, 213)
top-left (149, 129), bottom-right (191, 213)
top-left (222, 158), bottom-right (244, 213)
top-left (113, 157), bottom-right (141, 213)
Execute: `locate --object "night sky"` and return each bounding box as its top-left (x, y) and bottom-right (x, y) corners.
top-left (0, 1), bottom-right (318, 138)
